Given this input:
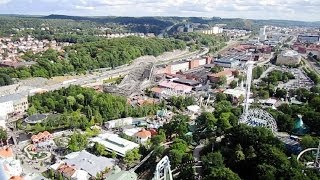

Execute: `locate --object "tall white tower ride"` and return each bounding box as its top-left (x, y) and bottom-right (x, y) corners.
top-left (243, 61), bottom-right (255, 116)
top-left (239, 60), bottom-right (278, 134)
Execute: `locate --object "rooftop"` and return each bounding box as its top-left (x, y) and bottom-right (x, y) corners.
top-left (90, 132), bottom-right (139, 157)
top-left (0, 147), bottom-right (14, 159)
top-left (134, 129), bottom-right (151, 138)
top-left (107, 170), bottom-right (138, 180)
top-left (281, 50), bottom-right (299, 57)
top-left (158, 81), bottom-right (193, 92)
top-left (64, 150), bottom-right (115, 177)
top-left (0, 94), bottom-right (27, 103)
top-left (209, 69), bottom-right (233, 78)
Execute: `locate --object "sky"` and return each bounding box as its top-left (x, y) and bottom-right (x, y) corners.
top-left (0, 0), bottom-right (319, 21)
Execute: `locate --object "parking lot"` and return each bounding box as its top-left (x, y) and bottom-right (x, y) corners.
top-left (277, 67), bottom-right (314, 90)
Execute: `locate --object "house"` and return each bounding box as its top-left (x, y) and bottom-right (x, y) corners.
top-left (134, 129), bottom-right (151, 144)
top-left (31, 131), bottom-right (53, 144)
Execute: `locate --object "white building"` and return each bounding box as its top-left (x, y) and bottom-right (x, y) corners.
top-left (90, 132), bottom-right (139, 157)
top-left (133, 129), bottom-right (151, 144)
top-left (104, 117), bottom-right (133, 129)
top-left (276, 50), bottom-right (301, 65)
top-left (259, 26), bottom-right (267, 42)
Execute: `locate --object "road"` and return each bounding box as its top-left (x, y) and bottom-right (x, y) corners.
top-left (301, 55), bottom-right (320, 76)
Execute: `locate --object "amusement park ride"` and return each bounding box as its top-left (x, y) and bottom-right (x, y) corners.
top-left (239, 60), bottom-right (278, 134)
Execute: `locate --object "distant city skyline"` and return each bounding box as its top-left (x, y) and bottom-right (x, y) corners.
top-left (0, 0), bottom-right (319, 22)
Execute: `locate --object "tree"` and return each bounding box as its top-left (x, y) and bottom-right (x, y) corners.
top-left (0, 128), bottom-right (7, 141)
top-left (215, 92), bottom-right (227, 102)
top-left (202, 151), bottom-right (224, 169)
top-left (256, 163), bottom-right (277, 180)
top-left (275, 88), bottom-right (287, 99)
top-left (234, 144), bottom-right (245, 162)
top-left (92, 142), bottom-right (107, 156)
top-left (124, 148), bottom-right (141, 166)
top-left (169, 138), bottom-right (189, 167)
top-left (177, 165), bottom-right (195, 180)
top-left (68, 132), bottom-right (88, 152)
top-left (301, 135), bottom-right (318, 149)
top-left (204, 167), bottom-right (240, 180)
top-left (258, 90), bottom-right (269, 99)
top-left (196, 112), bottom-right (217, 130)
top-left (151, 129), bottom-right (166, 146)
top-left (229, 80), bottom-right (238, 89)
top-left (27, 105), bottom-right (37, 116)
top-left (211, 66), bottom-right (223, 73)
top-left (66, 96), bottom-right (76, 109)
top-left (217, 112), bottom-right (232, 131)
top-left (217, 75), bottom-right (227, 86)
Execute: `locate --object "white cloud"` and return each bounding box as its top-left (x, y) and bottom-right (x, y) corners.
top-left (0, 0), bottom-right (11, 4)
top-left (0, 0), bottom-right (319, 21)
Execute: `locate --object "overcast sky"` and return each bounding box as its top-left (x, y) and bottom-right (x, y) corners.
top-left (0, 0), bottom-right (319, 21)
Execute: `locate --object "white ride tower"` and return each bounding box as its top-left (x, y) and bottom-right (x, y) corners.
top-left (153, 156), bottom-right (173, 180)
top-left (239, 61), bottom-right (278, 134)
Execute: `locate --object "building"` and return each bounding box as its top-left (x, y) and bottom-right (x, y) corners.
top-left (107, 166), bottom-right (137, 180)
top-left (90, 132), bottom-right (139, 157)
top-left (50, 150), bottom-right (115, 179)
top-left (134, 129), bottom-right (151, 144)
top-left (189, 58), bottom-right (207, 69)
top-left (150, 87), bottom-right (166, 98)
top-left (0, 147), bottom-right (23, 179)
top-left (158, 81), bottom-right (193, 94)
top-left (276, 50), bottom-right (301, 65)
top-left (259, 26), bottom-right (267, 42)
top-left (104, 117), bottom-right (133, 129)
top-left (166, 61), bottom-right (190, 74)
top-left (199, 26), bottom-right (223, 35)
top-left (31, 131), bottom-right (53, 144)
top-left (213, 58), bottom-right (239, 68)
top-left (208, 69), bottom-right (234, 84)
top-left (0, 93), bottom-right (28, 118)
top-left (297, 35), bottom-right (320, 43)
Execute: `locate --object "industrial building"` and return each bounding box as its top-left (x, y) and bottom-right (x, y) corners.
top-left (276, 50), bottom-right (301, 66)
top-left (213, 58), bottom-right (240, 68)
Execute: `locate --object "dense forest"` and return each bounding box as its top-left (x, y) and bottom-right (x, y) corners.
top-left (24, 85), bottom-right (162, 133)
top-left (0, 73), bottom-right (14, 86)
top-left (0, 15), bottom-right (174, 37)
top-left (174, 32), bottom-right (228, 52)
top-left (0, 36), bottom-right (186, 80)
